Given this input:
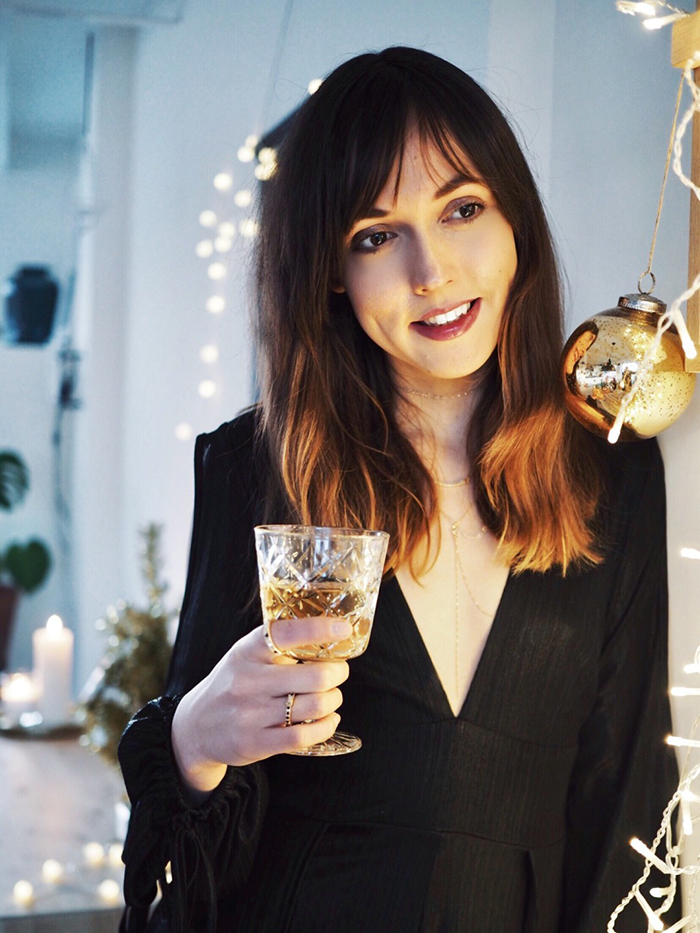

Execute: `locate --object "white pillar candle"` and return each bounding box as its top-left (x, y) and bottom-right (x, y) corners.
top-left (32, 615), bottom-right (74, 726)
top-left (1, 672), bottom-right (38, 724)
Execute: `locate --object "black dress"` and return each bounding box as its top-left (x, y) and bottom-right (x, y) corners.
top-left (118, 409), bottom-right (680, 933)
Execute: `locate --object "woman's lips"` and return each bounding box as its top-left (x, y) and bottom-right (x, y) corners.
top-left (410, 298), bottom-right (481, 341)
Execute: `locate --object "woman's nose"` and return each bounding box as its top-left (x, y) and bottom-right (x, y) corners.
top-left (409, 236), bottom-right (452, 294)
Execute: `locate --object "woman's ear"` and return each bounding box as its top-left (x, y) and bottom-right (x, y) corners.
top-left (330, 281), bottom-right (346, 294)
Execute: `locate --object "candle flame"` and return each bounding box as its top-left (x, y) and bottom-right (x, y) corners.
top-left (46, 614), bottom-right (63, 635)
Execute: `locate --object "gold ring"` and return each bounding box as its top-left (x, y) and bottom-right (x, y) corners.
top-left (263, 624), bottom-right (284, 656)
top-left (284, 693), bottom-right (296, 727)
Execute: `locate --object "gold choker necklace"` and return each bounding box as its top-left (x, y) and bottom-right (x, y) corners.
top-left (404, 387), bottom-right (470, 400)
top-left (434, 476), bottom-right (470, 488)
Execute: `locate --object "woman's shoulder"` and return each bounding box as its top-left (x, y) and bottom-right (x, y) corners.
top-left (593, 434), bottom-right (664, 501)
top-left (589, 434), bottom-right (665, 559)
top-left (198, 404), bottom-right (261, 458)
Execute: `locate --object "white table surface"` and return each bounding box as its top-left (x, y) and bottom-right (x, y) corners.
top-left (0, 728), bottom-right (127, 932)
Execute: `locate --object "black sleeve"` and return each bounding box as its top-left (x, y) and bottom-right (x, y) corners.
top-left (560, 441), bottom-right (681, 932)
top-left (118, 415), bottom-right (268, 933)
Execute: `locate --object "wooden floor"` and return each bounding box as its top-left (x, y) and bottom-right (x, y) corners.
top-left (0, 728), bottom-right (127, 933)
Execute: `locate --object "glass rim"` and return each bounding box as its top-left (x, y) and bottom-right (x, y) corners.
top-left (254, 524), bottom-right (389, 542)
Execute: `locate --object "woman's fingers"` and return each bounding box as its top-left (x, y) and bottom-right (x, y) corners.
top-left (261, 657), bottom-right (350, 695)
top-left (254, 617), bottom-right (353, 658)
top-left (260, 712), bottom-right (343, 758)
top-left (265, 686), bottom-right (344, 729)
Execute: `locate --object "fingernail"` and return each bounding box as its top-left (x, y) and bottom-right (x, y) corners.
top-left (332, 621), bottom-right (353, 637)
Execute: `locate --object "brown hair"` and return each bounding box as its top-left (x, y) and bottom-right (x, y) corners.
top-left (254, 46), bottom-right (601, 576)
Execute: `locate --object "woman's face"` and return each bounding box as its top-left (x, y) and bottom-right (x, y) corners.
top-left (336, 130), bottom-right (518, 392)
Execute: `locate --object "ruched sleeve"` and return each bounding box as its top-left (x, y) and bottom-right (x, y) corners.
top-left (118, 411), bottom-right (269, 933)
top-left (560, 440), bottom-right (681, 932)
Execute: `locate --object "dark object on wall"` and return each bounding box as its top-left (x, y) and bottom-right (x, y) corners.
top-left (0, 452), bottom-right (53, 670)
top-left (3, 266), bottom-right (59, 345)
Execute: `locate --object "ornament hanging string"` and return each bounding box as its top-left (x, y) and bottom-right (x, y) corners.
top-left (637, 72), bottom-right (685, 295)
top-left (608, 60), bottom-right (700, 444)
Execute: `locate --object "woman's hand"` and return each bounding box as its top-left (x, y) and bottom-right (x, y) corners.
top-left (171, 618), bottom-right (351, 799)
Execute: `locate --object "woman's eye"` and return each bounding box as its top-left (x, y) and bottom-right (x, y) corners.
top-left (354, 230), bottom-right (394, 252)
top-left (448, 201), bottom-right (483, 222)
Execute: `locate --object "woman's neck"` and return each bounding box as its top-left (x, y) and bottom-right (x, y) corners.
top-left (394, 383), bottom-right (479, 484)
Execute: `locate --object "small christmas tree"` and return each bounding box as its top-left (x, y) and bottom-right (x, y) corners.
top-left (79, 524), bottom-right (176, 767)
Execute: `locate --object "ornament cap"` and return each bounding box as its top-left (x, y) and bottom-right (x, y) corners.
top-left (618, 293), bottom-right (667, 314)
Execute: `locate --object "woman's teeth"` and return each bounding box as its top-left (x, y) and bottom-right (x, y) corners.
top-left (423, 301), bottom-right (473, 326)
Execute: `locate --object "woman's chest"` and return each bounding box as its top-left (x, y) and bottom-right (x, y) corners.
top-left (396, 530), bottom-right (510, 716)
top-left (352, 560), bottom-right (611, 748)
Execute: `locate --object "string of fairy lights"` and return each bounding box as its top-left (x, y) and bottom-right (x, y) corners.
top-left (172, 78), bottom-right (323, 444)
top-left (608, 7), bottom-right (700, 931)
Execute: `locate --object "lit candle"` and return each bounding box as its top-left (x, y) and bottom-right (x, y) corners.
top-left (12, 880), bottom-right (34, 907)
top-left (32, 615), bottom-right (73, 726)
top-left (1, 672), bottom-right (38, 724)
top-left (97, 879), bottom-right (121, 904)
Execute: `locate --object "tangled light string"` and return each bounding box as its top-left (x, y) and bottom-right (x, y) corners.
top-left (607, 642), bottom-right (700, 931)
top-left (608, 57), bottom-right (700, 444)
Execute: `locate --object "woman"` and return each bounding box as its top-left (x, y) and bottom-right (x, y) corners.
top-left (119, 47), bottom-right (679, 932)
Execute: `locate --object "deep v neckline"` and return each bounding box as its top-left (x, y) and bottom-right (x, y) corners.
top-left (391, 570), bottom-right (513, 720)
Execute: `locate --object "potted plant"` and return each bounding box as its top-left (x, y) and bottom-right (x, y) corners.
top-left (0, 452), bottom-right (52, 670)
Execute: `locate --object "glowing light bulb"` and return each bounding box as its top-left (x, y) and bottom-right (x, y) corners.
top-left (667, 734), bottom-right (700, 748)
top-left (234, 189), bottom-right (252, 208)
top-left (195, 239), bottom-right (214, 258)
top-left (207, 262), bottom-right (226, 280)
top-left (308, 78), bottom-right (323, 94)
top-left (174, 422), bottom-right (193, 441)
top-left (644, 11), bottom-right (685, 28)
top-left (83, 842), bottom-right (105, 867)
top-left (239, 218), bottom-right (259, 238)
top-left (42, 859), bottom-right (63, 883)
top-left (199, 344), bottom-right (219, 364)
top-left (670, 686), bottom-right (700, 696)
top-left (199, 210), bottom-right (217, 227)
top-left (615, 1), bottom-right (658, 14)
top-left (245, 134), bottom-right (259, 148)
top-left (213, 172), bottom-right (233, 191)
top-left (214, 236), bottom-right (232, 253)
top-left (97, 878), bottom-right (121, 904)
top-left (258, 147), bottom-right (276, 165)
top-left (237, 145), bottom-right (255, 163)
top-left (218, 221), bottom-right (236, 237)
top-left (630, 837), bottom-right (672, 873)
top-left (108, 843), bottom-right (124, 867)
top-left (206, 296), bottom-right (225, 314)
top-left (198, 380), bottom-right (216, 399)
top-left (13, 880), bottom-right (34, 907)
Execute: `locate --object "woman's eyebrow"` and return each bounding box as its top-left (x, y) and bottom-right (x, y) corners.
top-left (433, 172), bottom-right (480, 199)
top-left (353, 172), bottom-right (481, 225)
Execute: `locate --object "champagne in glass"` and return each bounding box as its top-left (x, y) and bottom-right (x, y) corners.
top-left (254, 525), bottom-right (389, 755)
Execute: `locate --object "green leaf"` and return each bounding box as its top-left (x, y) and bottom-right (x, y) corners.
top-left (4, 539), bottom-right (52, 593)
top-left (0, 453), bottom-right (29, 512)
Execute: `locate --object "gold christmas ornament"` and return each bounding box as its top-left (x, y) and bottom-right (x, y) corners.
top-left (561, 292), bottom-right (696, 442)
